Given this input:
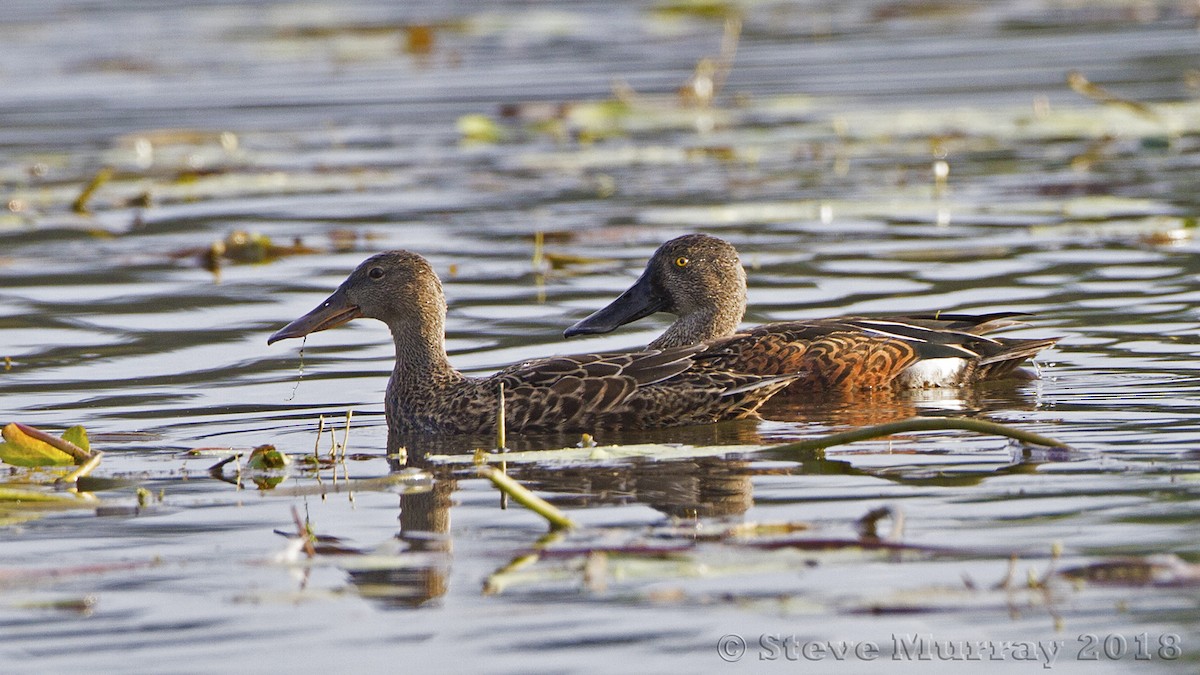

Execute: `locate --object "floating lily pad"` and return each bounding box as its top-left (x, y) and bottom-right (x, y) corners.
top-left (246, 444), bottom-right (290, 471)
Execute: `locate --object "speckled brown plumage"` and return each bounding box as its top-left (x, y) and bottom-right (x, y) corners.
top-left (268, 251), bottom-right (798, 444)
top-left (692, 317), bottom-right (1056, 391)
top-left (564, 234), bottom-right (1059, 393)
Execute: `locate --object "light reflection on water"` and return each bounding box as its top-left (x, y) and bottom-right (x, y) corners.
top-left (2, 0), bottom-right (1200, 671)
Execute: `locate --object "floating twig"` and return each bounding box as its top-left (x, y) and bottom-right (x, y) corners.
top-left (72, 166), bottom-right (114, 214)
top-left (291, 505), bottom-right (316, 558)
top-left (994, 553), bottom-right (1019, 591)
top-left (1067, 70), bottom-right (1160, 121)
top-left (478, 465), bottom-right (575, 531)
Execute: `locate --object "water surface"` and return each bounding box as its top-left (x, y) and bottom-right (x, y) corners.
top-left (2, 1), bottom-right (1199, 671)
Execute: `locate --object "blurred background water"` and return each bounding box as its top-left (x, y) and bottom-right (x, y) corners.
top-left (2, 0), bottom-right (1200, 671)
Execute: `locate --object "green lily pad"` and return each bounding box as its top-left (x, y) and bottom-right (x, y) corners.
top-left (246, 444), bottom-right (290, 470)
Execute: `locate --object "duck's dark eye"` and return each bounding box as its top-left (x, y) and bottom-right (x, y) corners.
top-left (368, 267), bottom-right (385, 280)
top-left (674, 256), bottom-right (689, 268)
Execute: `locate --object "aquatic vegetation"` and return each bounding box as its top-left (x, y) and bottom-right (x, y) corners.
top-left (0, 422), bottom-right (92, 467)
top-left (0, 423), bottom-right (104, 525)
top-left (185, 230), bottom-right (321, 273)
top-left (3, 0), bottom-right (1199, 666)
top-left (70, 167), bottom-right (114, 214)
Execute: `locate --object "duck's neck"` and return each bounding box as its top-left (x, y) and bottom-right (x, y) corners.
top-left (650, 264), bottom-right (748, 349)
top-left (385, 305), bottom-right (463, 393)
top-left (650, 304), bottom-right (742, 349)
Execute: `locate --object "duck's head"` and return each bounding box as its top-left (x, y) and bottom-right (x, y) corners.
top-left (268, 250), bottom-right (444, 345)
top-left (564, 233), bottom-right (746, 339)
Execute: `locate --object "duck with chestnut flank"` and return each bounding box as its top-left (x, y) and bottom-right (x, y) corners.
top-left (564, 234), bottom-right (1058, 392)
top-left (268, 251), bottom-right (802, 444)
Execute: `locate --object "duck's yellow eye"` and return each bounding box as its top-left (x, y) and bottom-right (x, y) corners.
top-left (674, 256), bottom-right (689, 268)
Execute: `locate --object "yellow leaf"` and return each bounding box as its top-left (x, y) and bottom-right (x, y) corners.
top-left (0, 424), bottom-right (75, 467)
top-left (457, 114), bottom-right (504, 143)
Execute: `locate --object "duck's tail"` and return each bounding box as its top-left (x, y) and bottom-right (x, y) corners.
top-left (974, 336), bottom-right (1061, 380)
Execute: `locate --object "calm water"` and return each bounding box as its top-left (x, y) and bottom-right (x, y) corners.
top-left (2, 1), bottom-right (1200, 672)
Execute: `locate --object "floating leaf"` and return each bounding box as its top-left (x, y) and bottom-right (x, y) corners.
top-left (247, 444), bottom-right (290, 471)
top-left (61, 426), bottom-right (90, 454)
top-left (0, 487), bottom-right (100, 527)
top-left (457, 114), bottom-right (505, 143)
top-left (0, 488), bottom-right (85, 503)
top-left (0, 423), bottom-right (76, 467)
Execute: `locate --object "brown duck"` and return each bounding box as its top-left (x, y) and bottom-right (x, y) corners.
top-left (268, 250), bottom-right (800, 441)
top-left (564, 234), bottom-right (1059, 392)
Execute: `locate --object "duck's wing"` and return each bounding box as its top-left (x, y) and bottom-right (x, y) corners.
top-left (490, 343), bottom-right (796, 430)
top-left (875, 312), bottom-right (1030, 335)
top-left (486, 346), bottom-right (697, 429)
top-left (842, 318), bottom-right (1059, 385)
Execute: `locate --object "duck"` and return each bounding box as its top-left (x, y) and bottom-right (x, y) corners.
top-left (563, 234), bottom-right (1059, 392)
top-left (268, 250), bottom-right (801, 443)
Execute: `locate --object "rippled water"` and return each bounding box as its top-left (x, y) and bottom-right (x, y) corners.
top-left (3, 0), bottom-right (1200, 671)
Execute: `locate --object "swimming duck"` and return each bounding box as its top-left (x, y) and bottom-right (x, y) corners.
top-left (564, 234), bottom-right (1058, 391)
top-left (268, 250), bottom-right (800, 442)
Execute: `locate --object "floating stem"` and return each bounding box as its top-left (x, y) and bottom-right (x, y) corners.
top-left (769, 416), bottom-right (1068, 455)
top-left (478, 465), bottom-right (575, 531)
top-left (1067, 70), bottom-right (1160, 121)
top-left (532, 231), bottom-right (544, 270)
top-left (313, 415), bottom-right (325, 458)
top-left (495, 381), bottom-right (507, 451)
top-left (340, 409), bottom-right (353, 460)
top-left (72, 166), bottom-right (114, 214)
top-left (60, 451), bottom-right (104, 484)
